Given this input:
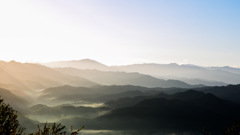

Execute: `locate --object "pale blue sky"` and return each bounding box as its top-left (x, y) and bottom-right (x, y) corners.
top-left (0, 0), bottom-right (239, 66)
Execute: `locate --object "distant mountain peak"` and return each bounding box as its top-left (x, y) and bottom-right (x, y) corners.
top-left (9, 60), bottom-right (17, 63)
top-left (43, 59), bottom-right (117, 71)
top-left (169, 63), bottom-right (178, 65)
top-left (78, 58), bottom-right (99, 62)
top-left (77, 59), bottom-right (107, 65)
top-left (172, 90), bottom-right (205, 101)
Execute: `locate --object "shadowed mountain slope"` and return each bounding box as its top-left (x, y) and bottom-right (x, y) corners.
top-left (197, 84), bottom-right (240, 104)
top-left (92, 90), bottom-right (145, 102)
top-left (105, 89), bottom-right (230, 110)
top-left (105, 90), bottom-right (204, 109)
top-left (0, 88), bottom-right (29, 111)
top-left (103, 84), bottom-right (240, 109)
top-left (105, 93), bottom-right (169, 109)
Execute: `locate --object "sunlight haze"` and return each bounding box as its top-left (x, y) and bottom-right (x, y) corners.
top-left (0, 0), bottom-right (239, 66)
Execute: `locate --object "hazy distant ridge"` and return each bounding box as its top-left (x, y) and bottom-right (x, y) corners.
top-left (43, 59), bottom-right (239, 85)
top-left (54, 68), bottom-right (200, 88)
top-left (0, 61), bottom-right (98, 92)
top-left (43, 59), bottom-right (116, 71)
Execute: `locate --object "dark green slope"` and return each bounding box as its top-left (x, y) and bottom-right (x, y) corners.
top-left (54, 90), bottom-right (240, 134)
top-left (98, 92), bottom-right (240, 133)
top-left (0, 88), bottom-right (29, 110)
top-left (197, 84), bottom-right (240, 103)
top-left (93, 90), bottom-right (145, 102)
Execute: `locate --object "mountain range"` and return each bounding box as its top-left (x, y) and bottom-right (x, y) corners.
top-left (54, 68), bottom-right (200, 88)
top-left (1, 59), bottom-right (240, 134)
top-left (0, 60), bottom-right (205, 96)
top-left (0, 61), bottom-right (98, 94)
top-left (0, 88), bottom-right (29, 112)
top-left (37, 85), bottom-right (159, 105)
top-left (113, 63), bottom-right (240, 84)
top-left (43, 59), bottom-right (240, 85)
top-left (58, 90), bottom-right (240, 134)
top-left (1, 80), bottom-right (240, 134)
top-left (43, 59), bottom-right (116, 71)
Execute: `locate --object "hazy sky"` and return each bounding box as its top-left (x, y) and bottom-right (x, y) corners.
top-left (0, 0), bottom-right (239, 66)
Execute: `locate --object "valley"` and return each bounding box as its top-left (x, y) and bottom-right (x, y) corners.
top-left (1, 60), bottom-right (240, 134)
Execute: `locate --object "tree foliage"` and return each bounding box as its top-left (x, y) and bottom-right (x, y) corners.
top-left (222, 121), bottom-right (240, 135)
top-left (27, 122), bottom-right (84, 135)
top-left (0, 97), bottom-right (20, 135)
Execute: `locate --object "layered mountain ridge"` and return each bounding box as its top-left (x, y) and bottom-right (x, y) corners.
top-left (43, 59), bottom-right (240, 85)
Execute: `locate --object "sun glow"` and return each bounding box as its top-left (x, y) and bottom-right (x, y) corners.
top-left (0, 0), bottom-right (239, 66)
